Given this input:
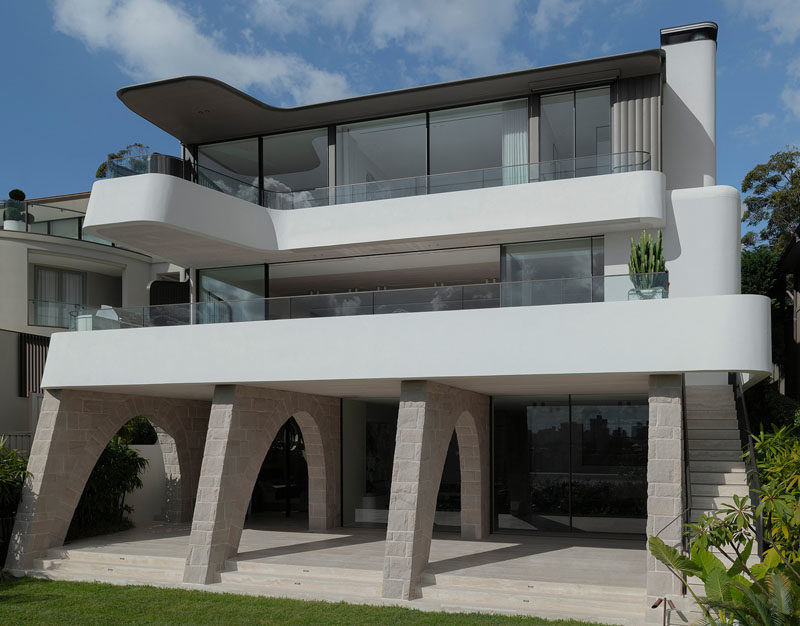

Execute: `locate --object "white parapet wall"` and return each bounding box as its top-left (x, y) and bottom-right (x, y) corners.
top-left (83, 171), bottom-right (666, 267)
top-left (41, 294), bottom-right (771, 398)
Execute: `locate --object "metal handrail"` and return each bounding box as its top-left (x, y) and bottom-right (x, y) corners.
top-left (730, 372), bottom-right (764, 555)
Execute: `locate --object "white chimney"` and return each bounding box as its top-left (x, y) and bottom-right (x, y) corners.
top-left (660, 22), bottom-right (718, 190)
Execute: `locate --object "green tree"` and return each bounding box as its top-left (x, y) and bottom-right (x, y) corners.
top-left (96, 143), bottom-right (150, 178)
top-left (741, 147), bottom-right (800, 249)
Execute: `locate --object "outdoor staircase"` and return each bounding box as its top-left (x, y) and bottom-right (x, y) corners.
top-left (685, 385), bottom-right (751, 523)
top-left (684, 384), bottom-right (757, 594)
top-left (31, 547), bottom-right (185, 586)
top-left (215, 560), bottom-right (645, 625)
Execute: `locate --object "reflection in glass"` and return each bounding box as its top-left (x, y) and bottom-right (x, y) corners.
top-left (539, 87), bottom-right (610, 180)
top-left (493, 395), bottom-right (648, 535)
top-left (501, 237), bottom-right (603, 306)
top-left (262, 128), bottom-right (328, 209)
top-left (197, 138), bottom-right (260, 203)
top-left (336, 115), bottom-right (427, 203)
top-left (198, 265), bottom-right (265, 323)
top-left (429, 99), bottom-right (528, 192)
top-left (570, 398), bottom-right (648, 532)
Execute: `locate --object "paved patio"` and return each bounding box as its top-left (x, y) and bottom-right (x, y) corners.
top-left (33, 517), bottom-right (649, 624)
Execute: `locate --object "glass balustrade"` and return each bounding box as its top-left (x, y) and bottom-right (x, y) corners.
top-left (104, 151), bottom-right (651, 210)
top-left (69, 272), bottom-right (668, 331)
top-left (1, 201), bottom-right (115, 246)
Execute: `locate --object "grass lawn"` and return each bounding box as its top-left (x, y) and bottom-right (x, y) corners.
top-left (0, 577), bottom-right (612, 625)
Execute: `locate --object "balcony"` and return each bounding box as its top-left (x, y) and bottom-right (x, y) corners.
top-left (70, 273), bottom-right (669, 331)
top-left (1, 198), bottom-right (115, 247)
top-left (28, 300), bottom-right (85, 329)
top-left (108, 151), bottom-right (652, 211)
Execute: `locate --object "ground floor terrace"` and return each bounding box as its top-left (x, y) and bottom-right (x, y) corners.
top-left (28, 519), bottom-right (649, 625)
top-left (5, 376), bottom-right (701, 624)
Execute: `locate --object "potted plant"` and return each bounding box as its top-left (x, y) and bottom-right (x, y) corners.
top-left (3, 189), bottom-right (27, 232)
top-left (628, 229), bottom-right (668, 299)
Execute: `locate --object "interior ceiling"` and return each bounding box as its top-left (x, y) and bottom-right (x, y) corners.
top-left (55, 373), bottom-right (653, 402)
top-left (117, 50), bottom-right (663, 145)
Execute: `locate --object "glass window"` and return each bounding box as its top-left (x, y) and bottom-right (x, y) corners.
top-left (197, 138), bottom-right (260, 204)
top-left (493, 395), bottom-right (648, 535)
top-left (336, 114), bottom-right (427, 203)
top-left (262, 128), bottom-right (329, 209)
top-left (429, 99), bottom-right (528, 192)
top-left (32, 265), bottom-right (86, 327)
top-left (501, 237), bottom-right (603, 305)
top-left (539, 87), bottom-right (610, 179)
top-left (197, 265), bottom-right (266, 323)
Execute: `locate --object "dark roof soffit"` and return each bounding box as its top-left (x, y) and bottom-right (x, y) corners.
top-left (118, 49), bottom-right (665, 145)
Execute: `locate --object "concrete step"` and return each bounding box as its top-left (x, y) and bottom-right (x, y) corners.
top-left (686, 418), bottom-right (739, 429)
top-left (45, 548), bottom-right (185, 571)
top-left (32, 557), bottom-right (183, 584)
top-left (688, 449), bottom-right (744, 461)
top-left (219, 561), bottom-right (382, 597)
top-left (690, 472), bottom-right (748, 486)
top-left (685, 409), bottom-right (736, 419)
top-left (419, 574), bottom-right (645, 624)
top-left (686, 428), bottom-right (741, 440)
top-left (692, 496), bottom-right (739, 511)
top-left (691, 483), bottom-right (750, 497)
top-left (688, 460), bottom-right (746, 473)
top-left (687, 438), bottom-right (743, 451)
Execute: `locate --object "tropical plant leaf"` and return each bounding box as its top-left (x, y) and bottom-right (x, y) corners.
top-left (648, 536), bottom-right (702, 576)
top-left (703, 568), bottom-right (731, 602)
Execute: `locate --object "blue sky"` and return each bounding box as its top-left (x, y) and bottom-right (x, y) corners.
top-left (2, 0), bottom-right (799, 204)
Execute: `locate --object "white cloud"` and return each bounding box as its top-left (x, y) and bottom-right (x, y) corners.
top-left (530, 0), bottom-right (584, 38)
top-left (249, 0), bottom-right (525, 77)
top-left (734, 112), bottom-right (776, 138)
top-left (52, 0), bottom-right (351, 105)
top-left (754, 112), bottom-right (776, 128)
top-left (725, 0), bottom-right (800, 44)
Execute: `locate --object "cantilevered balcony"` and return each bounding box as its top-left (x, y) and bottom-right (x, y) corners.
top-left (71, 273), bottom-right (669, 331)
top-left (107, 151), bottom-right (651, 211)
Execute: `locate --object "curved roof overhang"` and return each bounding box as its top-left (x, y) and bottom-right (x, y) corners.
top-left (118, 49), bottom-right (665, 145)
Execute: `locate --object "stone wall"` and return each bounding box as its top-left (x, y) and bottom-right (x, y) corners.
top-left (183, 385), bottom-right (340, 584)
top-left (5, 389), bottom-right (210, 571)
top-left (382, 381), bottom-right (489, 600)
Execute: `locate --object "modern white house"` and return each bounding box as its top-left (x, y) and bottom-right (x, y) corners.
top-left (0, 192), bottom-right (156, 453)
top-left (5, 21), bottom-right (772, 624)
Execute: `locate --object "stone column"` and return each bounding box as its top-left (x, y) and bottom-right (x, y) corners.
top-left (5, 389), bottom-right (211, 572)
top-left (455, 409), bottom-right (490, 540)
top-left (382, 381), bottom-right (489, 600)
top-left (183, 385), bottom-right (340, 585)
top-left (646, 374), bottom-right (685, 619)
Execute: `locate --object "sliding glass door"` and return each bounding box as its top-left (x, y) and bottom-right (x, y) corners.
top-left (539, 86), bottom-right (610, 179)
top-left (493, 395), bottom-right (648, 535)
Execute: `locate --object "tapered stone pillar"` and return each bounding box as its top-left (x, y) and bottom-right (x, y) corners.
top-left (381, 381), bottom-right (489, 600)
top-left (5, 389), bottom-right (211, 572)
top-left (182, 385), bottom-right (340, 585)
top-left (646, 374), bottom-right (685, 622)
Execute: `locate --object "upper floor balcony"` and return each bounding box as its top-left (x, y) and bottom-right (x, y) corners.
top-left (107, 150), bottom-right (652, 211)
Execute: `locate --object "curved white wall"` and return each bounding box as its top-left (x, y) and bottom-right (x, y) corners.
top-left (83, 171), bottom-right (666, 267)
top-left (41, 295), bottom-right (771, 398)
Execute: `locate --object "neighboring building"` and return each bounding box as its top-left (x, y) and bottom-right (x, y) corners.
top-left (7, 22), bottom-right (771, 623)
top-left (0, 193), bottom-right (156, 452)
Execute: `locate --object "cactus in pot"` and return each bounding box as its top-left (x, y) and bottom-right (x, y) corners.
top-left (628, 230), bottom-right (666, 292)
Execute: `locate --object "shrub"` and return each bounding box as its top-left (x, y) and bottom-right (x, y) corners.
top-left (66, 437), bottom-right (147, 541)
top-left (8, 189), bottom-right (25, 202)
top-left (0, 438), bottom-right (29, 519)
top-left (117, 416), bottom-right (158, 445)
top-left (648, 426), bottom-right (800, 624)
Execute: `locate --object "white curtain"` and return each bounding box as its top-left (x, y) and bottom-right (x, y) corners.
top-left (35, 267), bottom-right (59, 326)
top-left (502, 101), bottom-right (528, 185)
